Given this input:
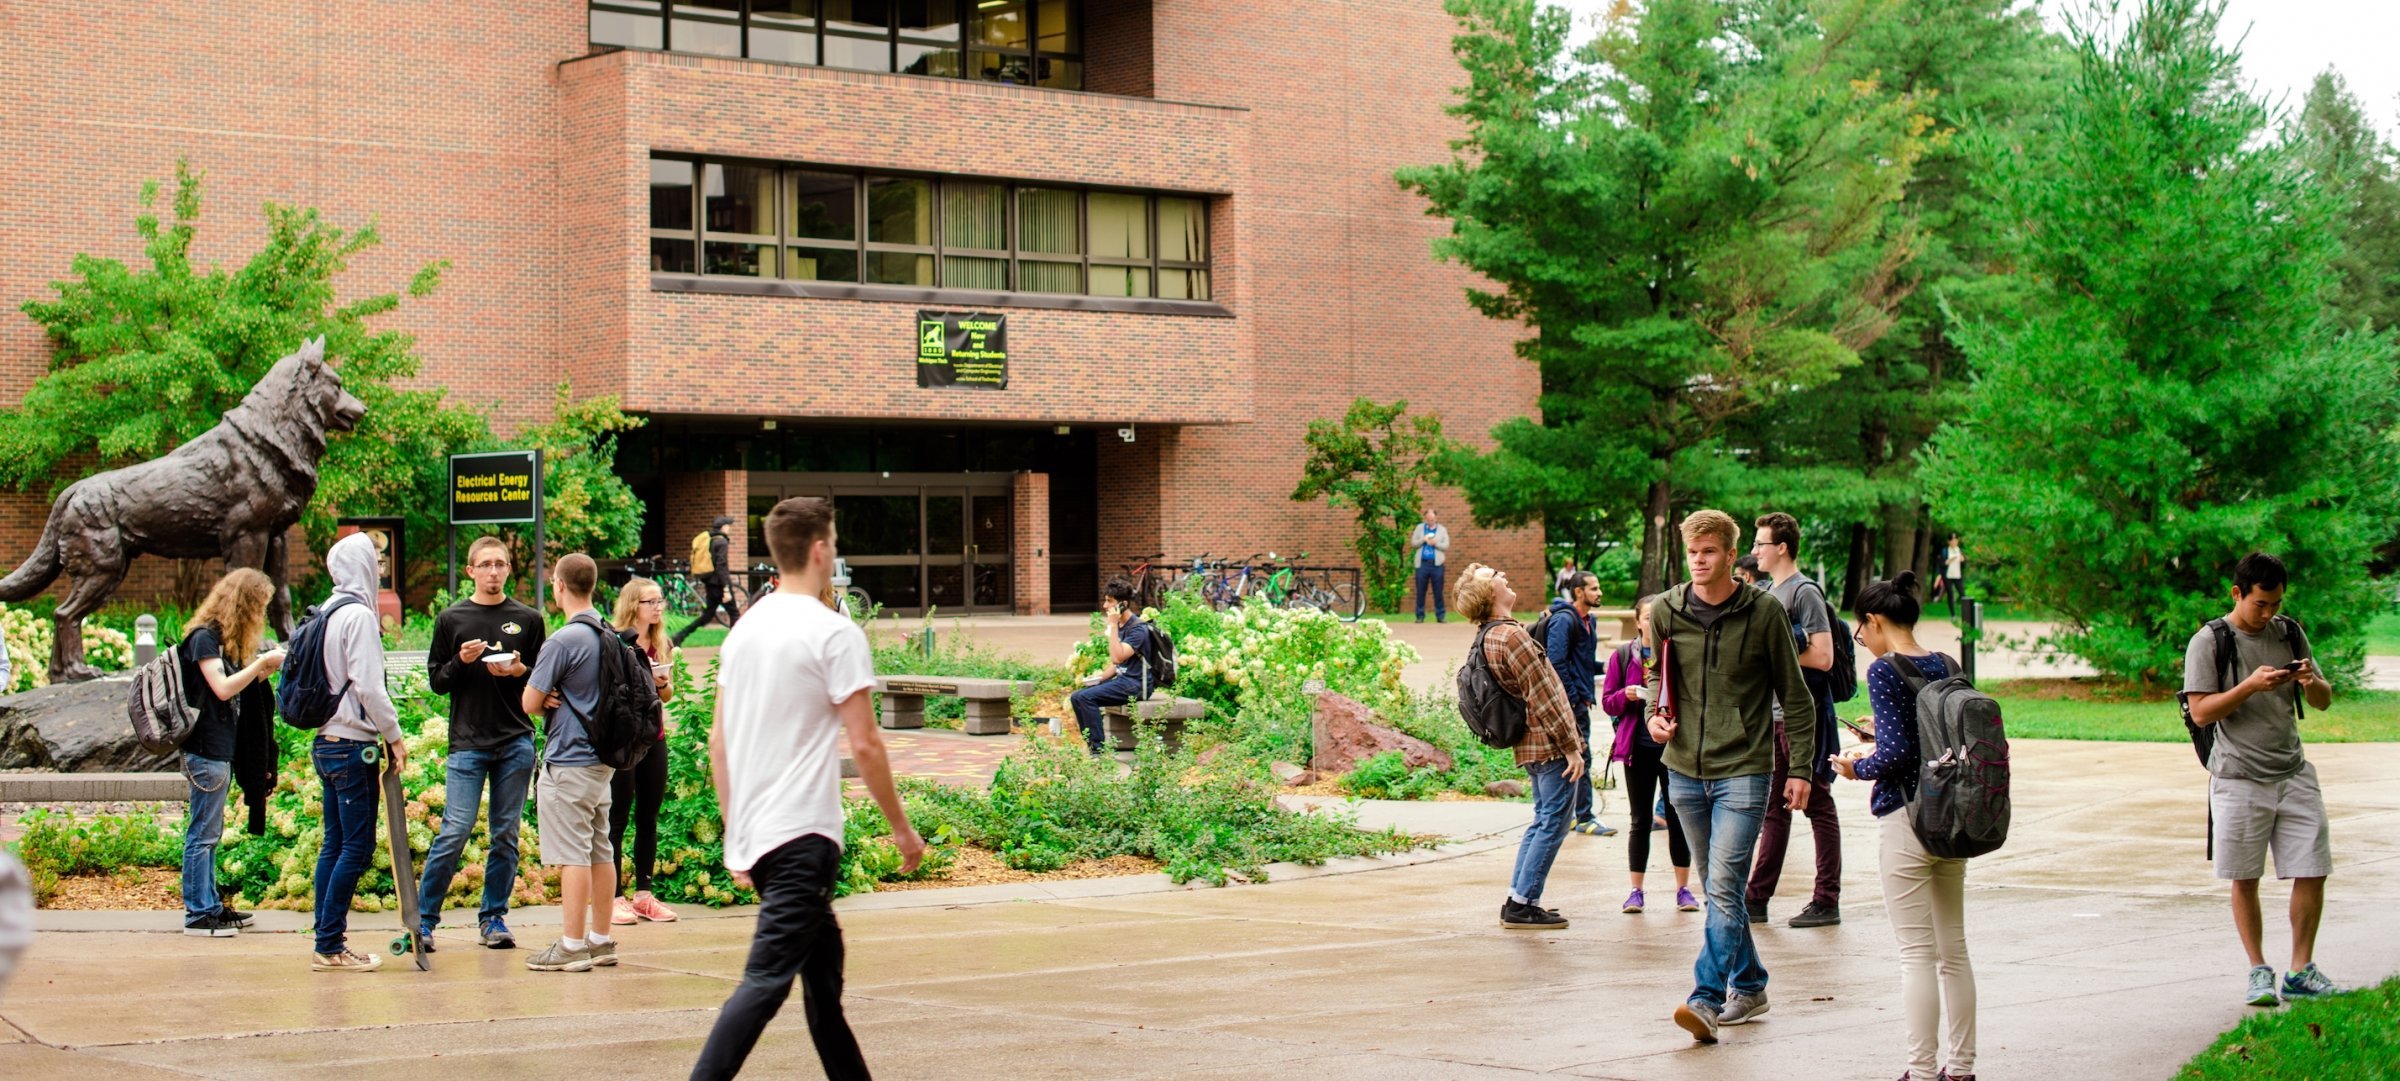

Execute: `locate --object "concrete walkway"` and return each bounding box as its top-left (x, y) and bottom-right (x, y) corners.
top-left (7, 740), bottom-right (2395, 1080)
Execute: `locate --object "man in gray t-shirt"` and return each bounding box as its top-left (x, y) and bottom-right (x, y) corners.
top-left (1746, 512), bottom-right (1843, 930)
top-left (528, 616), bottom-right (605, 768)
top-left (2177, 552), bottom-right (2338, 1008)
top-left (519, 555), bottom-right (619, 973)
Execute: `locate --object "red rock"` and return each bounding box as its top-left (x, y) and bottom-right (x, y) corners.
top-left (1310, 693), bottom-right (1454, 775)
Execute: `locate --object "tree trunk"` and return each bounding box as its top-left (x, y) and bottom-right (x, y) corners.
top-left (1842, 522), bottom-right (1871, 608)
top-left (1911, 506), bottom-right (1936, 582)
top-left (1638, 477), bottom-right (1675, 598)
top-left (1880, 502), bottom-right (1916, 580)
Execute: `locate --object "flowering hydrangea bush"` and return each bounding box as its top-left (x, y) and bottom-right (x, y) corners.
top-left (1075, 590), bottom-right (1419, 723)
top-left (0, 603), bottom-right (135, 692)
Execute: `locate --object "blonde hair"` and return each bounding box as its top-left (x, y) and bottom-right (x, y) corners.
top-left (1451, 562), bottom-right (1504, 623)
top-left (611, 576), bottom-right (672, 661)
top-left (1680, 509), bottom-right (1740, 551)
top-left (191, 568), bottom-right (274, 666)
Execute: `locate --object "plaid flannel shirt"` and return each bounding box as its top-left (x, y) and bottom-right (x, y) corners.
top-left (1480, 619), bottom-right (1584, 767)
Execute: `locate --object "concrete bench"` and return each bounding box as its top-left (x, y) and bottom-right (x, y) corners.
top-left (1099, 695), bottom-right (1207, 754)
top-left (874, 675), bottom-right (1035, 736)
top-left (0, 771), bottom-right (187, 803)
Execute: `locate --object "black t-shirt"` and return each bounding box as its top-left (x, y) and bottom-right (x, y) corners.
top-left (426, 597), bottom-right (547, 750)
top-left (178, 625), bottom-right (241, 761)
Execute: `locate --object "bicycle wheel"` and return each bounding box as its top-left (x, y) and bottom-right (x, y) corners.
top-left (666, 578), bottom-right (703, 619)
top-left (1330, 582), bottom-right (1363, 621)
top-left (841, 586), bottom-right (873, 617)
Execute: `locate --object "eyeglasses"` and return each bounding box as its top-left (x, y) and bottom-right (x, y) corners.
top-left (471, 561), bottom-right (510, 572)
top-left (639, 598), bottom-right (667, 607)
top-left (1853, 624), bottom-right (1869, 644)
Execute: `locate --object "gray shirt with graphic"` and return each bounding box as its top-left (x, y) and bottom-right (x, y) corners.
top-left (2181, 620), bottom-right (2310, 782)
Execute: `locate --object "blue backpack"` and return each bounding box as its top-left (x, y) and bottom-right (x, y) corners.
top-left (276, 595), bottom-right (362, 730)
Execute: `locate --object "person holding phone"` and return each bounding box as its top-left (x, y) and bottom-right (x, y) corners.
top-left (1603, 596), bottom-right (1695, 914)
top-left (1829, 572), bottom-right (1977, 1081)
top-left (610, 576), bottom-right (680, 926)
top-left (178, 568), bottom-right (285, 937)
top-left (2178, 552), bottom-right (2339, 1008)
top-left (1069, 577), bottom-right (1155, 754)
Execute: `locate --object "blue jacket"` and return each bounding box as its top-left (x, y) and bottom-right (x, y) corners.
top-left (1542, 598), bottom-right (1598, 708)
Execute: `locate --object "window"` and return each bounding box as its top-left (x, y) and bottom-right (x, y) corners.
top-left (589, 0), bottom-right (1077, 90)
top-left (651, 156), bottom-right (1210, 301)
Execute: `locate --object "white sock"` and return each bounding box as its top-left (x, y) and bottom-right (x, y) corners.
top-left (587, 932), bottom-right (612, 946)
top-left (563, 936), bottom-right (587, 951)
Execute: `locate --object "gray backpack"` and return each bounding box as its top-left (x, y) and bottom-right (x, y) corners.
top-left (126, 642), bottom-right (201, 755)
top-left (1887, 653), bottom-right (2011, 859)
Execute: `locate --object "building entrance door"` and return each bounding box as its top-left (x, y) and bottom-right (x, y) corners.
top-left (745, 472), bottom-right (1013, 615)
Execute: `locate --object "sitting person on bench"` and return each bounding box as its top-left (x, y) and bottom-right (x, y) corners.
top-left (1070, 577), bottom-right (1155, 755)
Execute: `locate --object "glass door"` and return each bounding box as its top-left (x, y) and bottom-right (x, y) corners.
top-left (740, 472), bottom-right (1015, 614)
top-left (970, 491), bottom-right (1011, 609)
top-left (924, 490), bottom-right (968, 610)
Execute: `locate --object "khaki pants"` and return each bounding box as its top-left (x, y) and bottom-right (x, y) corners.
top-left (1879, 814), bottom-right (1976, 1081)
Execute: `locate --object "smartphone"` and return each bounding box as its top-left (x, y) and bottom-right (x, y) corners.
top-left (1839, 716), bottom-right (1874, 741)
top-left (2281, 661), bottom-right (2305, 673)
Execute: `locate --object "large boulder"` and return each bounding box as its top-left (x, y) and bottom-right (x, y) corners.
top-left (1310, 692), bottom-right (1453, 776)
top-left (0, 677), bottom-right (174, 772)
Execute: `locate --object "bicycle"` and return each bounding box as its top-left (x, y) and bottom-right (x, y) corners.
top-left (627, 556), bottom-right (705, 618)
top-left (1119, 551), bottom-right (1167, 609)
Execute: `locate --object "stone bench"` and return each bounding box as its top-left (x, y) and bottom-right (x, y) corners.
top-left (874, 675), bottom-right (1035, 736)
top-left (1099, 695), bottom-right (1207, 754)
top-left (0, 771), bottom-right (187, 803)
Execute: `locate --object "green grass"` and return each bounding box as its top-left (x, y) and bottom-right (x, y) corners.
top-left (2178, 977), bottom-right (2400, 1080)
top-left (1987, 684), bottom-right (2400, 742)
top-left (2364, 610), bottom-right (2400, 656)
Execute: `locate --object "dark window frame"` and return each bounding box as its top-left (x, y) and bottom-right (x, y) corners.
top-left (590, 1), bottom-right (1076, 90)
top-left (650, 153), bottom-right (1211, 301)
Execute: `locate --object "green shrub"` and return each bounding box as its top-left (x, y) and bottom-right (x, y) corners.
top-left (2, 603), bottom-right (137, 691)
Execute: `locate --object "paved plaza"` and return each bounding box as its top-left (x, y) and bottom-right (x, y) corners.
top-left (7, 739), bottom-right (2396, 1080)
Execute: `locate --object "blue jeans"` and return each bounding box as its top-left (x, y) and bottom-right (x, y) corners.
top-left (1414, 563), bottom-right (1447, 620)
top-left (1070, 675), bottom-right (1145, 754)
top-left (180, 754), bottom-right (233, 921)
top-left (1570, 706), bottom-right (1596, 824)
top-left (312, 737), bottom-right (382, 956)
top-left (1668, 770), bottom-right (1772, 1009)
top-left (415, 735), bottom-right (535, 933)
top-left (1508, 759), bottom-right (1576, 904)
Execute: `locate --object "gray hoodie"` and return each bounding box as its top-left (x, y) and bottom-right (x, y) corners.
top-left (318, 531), bottom-right (400, 744)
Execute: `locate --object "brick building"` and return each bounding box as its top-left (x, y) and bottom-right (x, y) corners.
top-left (0, 1), bottom-right (1539, 615)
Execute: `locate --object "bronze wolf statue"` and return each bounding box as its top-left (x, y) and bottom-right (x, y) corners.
top-left (0, 337), bottom-right (365, 682)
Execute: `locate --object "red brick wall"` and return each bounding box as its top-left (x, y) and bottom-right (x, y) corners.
top-left (1011, 472), bottom-right (1051, 615)
top-left (663, 471), bottom-right (746, 578)
top-left (0, 1), bottom-right (1543, 608)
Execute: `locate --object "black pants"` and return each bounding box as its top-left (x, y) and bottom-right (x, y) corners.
top-left (609, 744), bottom-right (668, 895)
top-left (1624, 740), bottom-right (1691, 873)
top-left (690, 834), bottom-right (868, 1081)
top-left (675, 576), bottom-right (739, 644)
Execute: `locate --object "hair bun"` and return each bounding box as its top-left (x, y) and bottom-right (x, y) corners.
top-left (1893, 570), bottom-right (1920, 596)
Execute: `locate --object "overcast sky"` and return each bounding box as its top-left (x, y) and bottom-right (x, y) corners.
top-left (1547, 0), bottom-right (2400, 134)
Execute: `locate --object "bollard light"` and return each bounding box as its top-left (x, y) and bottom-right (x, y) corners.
top-left (134, 614), bottom-right (159, 668)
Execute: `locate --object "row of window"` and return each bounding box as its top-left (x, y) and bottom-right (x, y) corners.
top-left (593, 0), bottom-right (1083, 90)
top-left (650, 156), bottom-right (1211, 300)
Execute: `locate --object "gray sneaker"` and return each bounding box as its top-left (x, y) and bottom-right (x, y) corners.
top-left (2282, 963), bottom-right (2338, 999)
top-left (1718, 989), bottom-right (1770, 1025)
top-left (1673, 1001), bottom-right (1721, 1044)
top-left (2245, 964), bottom-right (2281, 1007)
top-left (588, 938), bottom-right (618, 967)
top-left (525, 939), bottom-right (595, 973)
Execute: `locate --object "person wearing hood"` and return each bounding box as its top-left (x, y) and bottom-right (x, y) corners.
top-left (674, 515), bottom-right (742, 647)
top-left (1546, 571), bottom-right (1615, 836)
top-left (1645, 510), bottom-right (1817, 1044)
top-left (309, 531), bottom-right (405, 974)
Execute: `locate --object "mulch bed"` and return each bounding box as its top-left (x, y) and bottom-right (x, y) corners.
top-left (867, 846), bottom-right (1162, 892)
top-left (43, 867), bottom-right (183, 910)
top-left (1985, 677), bottom-right (2173, 703)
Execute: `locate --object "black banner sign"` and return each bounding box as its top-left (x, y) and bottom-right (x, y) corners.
top-left (449, 450), bottom-right (540, 525)
top-left (916, 310), bottom-right (1008, 389)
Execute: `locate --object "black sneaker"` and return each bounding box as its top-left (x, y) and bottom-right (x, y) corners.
top-left (1789, 901), bottom-right (1841, 928)
top-left (1501, 900), bottom-right (1569, 930)
top-left (1747, 901), bottom-right (1768, 925)
top-left (183, 912), bottom-right (241, 937)
top-left (215, 905), bottom-right (255, 928)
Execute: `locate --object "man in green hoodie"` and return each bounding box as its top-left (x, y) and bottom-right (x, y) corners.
top-left (1644, 509), bottom-right (1818, 1044)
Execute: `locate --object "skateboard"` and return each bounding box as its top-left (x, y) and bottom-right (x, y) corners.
top-left (381, 763), bottom-right (430, 971)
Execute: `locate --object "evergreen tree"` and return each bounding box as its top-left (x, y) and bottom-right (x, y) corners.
top-left (1401, 0), bottom-right (1929, 596)
top-left (1922, 0), bottom-right (2400, 684)
top-left (2296, 70), bottom-right (2400, 335)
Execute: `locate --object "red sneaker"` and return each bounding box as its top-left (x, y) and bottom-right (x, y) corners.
top-left (630, 894), bottom-right (679, 923)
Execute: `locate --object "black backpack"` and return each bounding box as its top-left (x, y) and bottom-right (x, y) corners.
top-left (1793, 581), bottom-right (1858, 704)
top-left (1457, 622), bottom-right (1529, 749)
top-left (276, 595), bottom-right (362, 730)
top-left (1138, 620), bottom-right (1177, 694)
top-left (1888, 653), bottom-right (2011, 859)
top-left (559, 612), bottom-right (663, 771)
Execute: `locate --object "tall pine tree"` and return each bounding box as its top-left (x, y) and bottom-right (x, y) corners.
top-left (1922, 0), bottom-right (2400, 684)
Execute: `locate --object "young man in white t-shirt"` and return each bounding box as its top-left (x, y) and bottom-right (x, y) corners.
top-left (689, 496), bottom-right (923, 1081)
